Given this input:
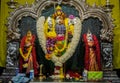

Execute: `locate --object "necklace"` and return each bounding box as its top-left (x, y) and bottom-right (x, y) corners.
top-left (44, 17), bottom-right (56, 38)
top-left (19, 45), bottom-right (32, 60)
top-left (55, 27), bottom-right (68, 53)
top-left (54, 18), bottom-right (68, 54)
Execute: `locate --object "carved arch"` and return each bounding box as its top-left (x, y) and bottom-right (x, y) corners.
top-left (7, 0), bottom-right (114, 42)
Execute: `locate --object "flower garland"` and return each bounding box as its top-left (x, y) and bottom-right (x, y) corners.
top-left (54, 18), bottom-right (69, 53)
top-left (44, 17), bottom-right (56, 58)
top-left (57, 17), bottom-right (82, 64)
top-left (37, 16), bottom-right (82, 66)
top-left (37, 16), bottom-right (47, 53)
top-left (44, 17), bottom-right (56, 38)
top-left (19, 46), bottom-right (32, 60)
top-left (54, 41), bottom-right (67, 52)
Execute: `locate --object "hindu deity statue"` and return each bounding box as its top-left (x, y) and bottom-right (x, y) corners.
top-left (45, 5), bottom-right (74, 59)
top-left (43, 5), bottom-right (76, 78)
top-left (19, 30), bottom-right (38, 76)
top-left (83, 30), bottom-right (101, 71)
top-left (37, 4), bottom-right (82, 79)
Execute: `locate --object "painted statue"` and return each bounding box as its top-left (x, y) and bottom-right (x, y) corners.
top-left (37, 5), bottom-right (82, 79)
top-left (19, 30), bottom-right (38, 76)
top-left (44, 6), bottom-right (75, 78)
top-left (83, 30), bottom-right (101, 71)
top-left (44, 5), bottom-right (74, 59)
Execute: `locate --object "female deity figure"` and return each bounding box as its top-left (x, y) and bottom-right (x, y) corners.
top-left (83, 30), bottom-right (101, 71)
top-left (37, 4), bottom-right (82, 78)
top-left (45, 5), bottom-right (74, 59)
top-left (19, 30), bottom-right (38, 76)
top-left (43, 5), bottom-right (76, 78)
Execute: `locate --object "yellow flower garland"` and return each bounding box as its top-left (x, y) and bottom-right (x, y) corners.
top-left (44, 17), bottom-right (74, 57)
top-left (54, 18), bottom-right (69, 53)
top-left (19, 46), bottom-right (32, 60)
top-left (37, 16), bottom-right (81, 63)
top-left (55, 41), bottom-right (67, 52)
top-left (44, 17), bottom-right (56, 38)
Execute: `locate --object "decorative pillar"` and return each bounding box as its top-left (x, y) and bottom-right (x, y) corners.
top-left (104, 0), bottom-right (114, 13)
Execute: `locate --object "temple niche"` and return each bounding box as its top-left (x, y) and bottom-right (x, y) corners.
top-left (5, 0), bottom-right (115, 82)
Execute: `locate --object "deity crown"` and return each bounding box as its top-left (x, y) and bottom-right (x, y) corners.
top-left (53, 5), bottom-right (66, 19)
top-left (55, 5), bottom-right (62, 10)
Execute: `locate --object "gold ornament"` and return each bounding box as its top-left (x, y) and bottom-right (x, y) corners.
top-left (55, 5), bottom-right (62, 10)
top-left (53, 5), bottom-right (66, 19)
top-left (19, 46), bottom-right (32, 61)
top-left (39, 64), bottom-right (46, 81)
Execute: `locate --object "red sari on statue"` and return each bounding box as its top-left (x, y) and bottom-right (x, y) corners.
top-left (19, 31), bottom-right (38, 75)
top-left (83, 33), bottom-right (101, 71)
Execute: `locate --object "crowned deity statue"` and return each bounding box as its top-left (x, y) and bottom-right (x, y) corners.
top-left (19, 30), bottom-right (39, 76)
top-left (44, 5), bottom-right (76, 78)
top-left (83, 29), bottom-right (101, 71)
top-left (44, 5), bottom-right (75, 59)
top-left (37, 5), bottom-right (81, 79)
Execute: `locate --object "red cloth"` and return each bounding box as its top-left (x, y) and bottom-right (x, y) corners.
top-left (83, 34), bottom-right (101, 71)
top-left (19, 35), bottom-right (38, 75)
top-left (67, 71), bottom-right (81, 78)
top-left (56, 36), bottom-right (65, 41)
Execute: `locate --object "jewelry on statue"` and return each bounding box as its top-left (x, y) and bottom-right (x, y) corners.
top-left (54, 27), bottom-right (68, 53)
top-left (19, 46), bottom-right (32, 60)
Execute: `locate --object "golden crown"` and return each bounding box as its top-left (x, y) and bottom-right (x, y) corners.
top-left (52, 5), bottom-right (66, 19)
top-left (55, 5), bottom-right (62, 10)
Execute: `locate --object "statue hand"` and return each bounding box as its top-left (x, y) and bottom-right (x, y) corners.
top-left (24, 58), bottom-right (28, 61)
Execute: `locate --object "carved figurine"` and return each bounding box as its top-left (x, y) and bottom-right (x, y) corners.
top-left (37, 5), bottom-right (81, 79)
top-left (44, 5), bottom-right (69, 59)
top-left (19, 30), bottom-right (38, 76)
top-left (83, 30), bottom-right (101, 71)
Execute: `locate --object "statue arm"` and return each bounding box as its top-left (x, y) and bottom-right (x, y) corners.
top-left (19, 46), bottom-right (33, 60)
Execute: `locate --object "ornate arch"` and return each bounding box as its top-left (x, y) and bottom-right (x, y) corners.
top-left (7, 0), bottom-right (114, 42)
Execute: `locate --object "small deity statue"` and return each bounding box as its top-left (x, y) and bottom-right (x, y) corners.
top-left (19, 30), bottom-right (39, 76)
top-left (83, 29), bottom-right (101, 71)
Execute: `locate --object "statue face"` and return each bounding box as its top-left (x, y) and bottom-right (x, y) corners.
top-left (27, 31), bottom-right (32, 37)
top-left (47, 17), bottom-right (53, 28)
top-left (87, 33), bottom-right (93, 41)
top-left (56, 16), bottom-right (64, 24)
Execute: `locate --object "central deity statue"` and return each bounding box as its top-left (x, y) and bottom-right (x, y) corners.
top-left (37, 5), bottom-right (81, 79)
top-left (44, 5), bottom-right (74, 59)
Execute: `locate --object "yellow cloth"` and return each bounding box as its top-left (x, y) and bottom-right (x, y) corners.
top-left (0, 15), bottom-right (7, 67)
top-left (0, 0), bottom-right (7, 67)
top-left (112, 0), bottom-right (120, 69)
top-left (113, 35), bottom-right (120, 69)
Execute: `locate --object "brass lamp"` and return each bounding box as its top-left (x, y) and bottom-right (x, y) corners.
top-left (39, 64), bottom-right (46, 81)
